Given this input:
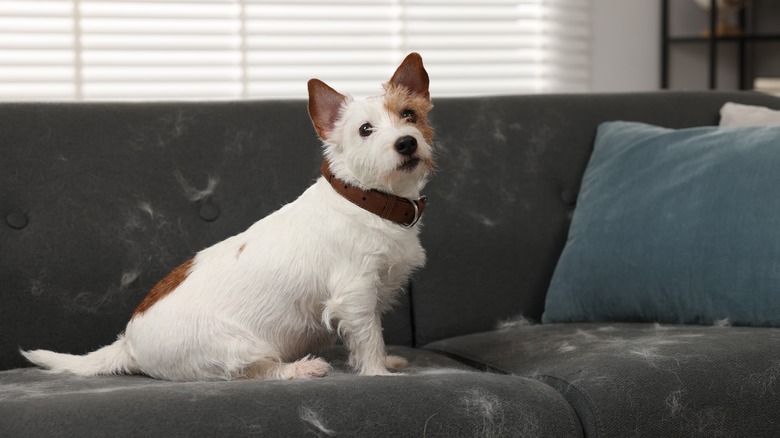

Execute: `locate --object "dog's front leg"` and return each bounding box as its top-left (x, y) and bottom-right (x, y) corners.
top-left (323, 277), bottom-right (393, 376)
top-left (345, 311), bottom-right (391, 376)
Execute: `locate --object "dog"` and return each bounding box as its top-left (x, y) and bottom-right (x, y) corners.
top-left (22, 53), bottom-right (435, 381)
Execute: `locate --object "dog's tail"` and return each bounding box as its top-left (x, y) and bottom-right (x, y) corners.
top-left (21, 335), bottom-right (138, 376)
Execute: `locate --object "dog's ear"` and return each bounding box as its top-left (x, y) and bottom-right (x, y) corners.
top-left (308, 79), bottom-right (347, 141)
top-left (387, 52), bottom-right (430, 101)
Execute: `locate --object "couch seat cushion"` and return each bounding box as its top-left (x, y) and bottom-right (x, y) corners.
top-left (426, 323), bottom-right (780, 438)
top-left (0, 346), bottom-right (582, 438)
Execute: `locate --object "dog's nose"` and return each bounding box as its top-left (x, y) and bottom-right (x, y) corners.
top-left (395, 136), bottom-right (417, 156)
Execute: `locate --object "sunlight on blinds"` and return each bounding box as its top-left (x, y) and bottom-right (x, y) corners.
top-left (0, 0), bottom-right (591, 100)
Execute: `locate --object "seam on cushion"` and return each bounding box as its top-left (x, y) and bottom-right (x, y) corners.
top-left (536, 374), bottom-right (603, 438)
top-left (423, 348), bottom-right (584, 437)
top-left (422, 347), bottom-right (512, 374)
top-left (531, 374), bottom-right (585, 438)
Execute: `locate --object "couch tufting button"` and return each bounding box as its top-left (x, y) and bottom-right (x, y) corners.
top-left (7, 212), bottom-right (29, 229)
top-left (561, 189), bottom-right (577, 205)
top-left (199, 202), bottom-right (220, 222)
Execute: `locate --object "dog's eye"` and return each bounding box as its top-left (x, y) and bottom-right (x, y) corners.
top-left (402, 109), bottom-right (417, 123)
top-left (359, 123), bottom-right (373, 137)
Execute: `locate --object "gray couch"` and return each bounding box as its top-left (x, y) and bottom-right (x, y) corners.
top-left (3, 91), bottom-right (780, 437)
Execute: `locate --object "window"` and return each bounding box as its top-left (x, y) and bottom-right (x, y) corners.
top-left (0, 0), bottom-right (591, 101)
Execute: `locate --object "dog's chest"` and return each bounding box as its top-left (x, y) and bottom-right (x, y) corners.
top-left (380, 234), bottom-right (424, 279)
top-left (370, 232), bottom-right (425, 307)
top-left (230, 180), bottom-right (426, 304)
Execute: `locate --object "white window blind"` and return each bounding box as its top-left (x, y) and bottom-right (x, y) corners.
top-left (0, 0), bottom-right (591, 101)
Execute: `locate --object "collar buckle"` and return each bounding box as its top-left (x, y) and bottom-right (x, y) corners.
top-left (403, 196), bottom-right (426, 228)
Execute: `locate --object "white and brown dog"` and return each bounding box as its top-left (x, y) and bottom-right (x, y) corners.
top-left (23, 53), bottom-right (435, 381)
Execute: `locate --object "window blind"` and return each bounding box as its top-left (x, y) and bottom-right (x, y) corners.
top-left (0, 0), bottom-right (591, 101)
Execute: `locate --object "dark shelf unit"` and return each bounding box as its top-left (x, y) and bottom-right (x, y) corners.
top-left (661, 0), bottom-right (780, 90)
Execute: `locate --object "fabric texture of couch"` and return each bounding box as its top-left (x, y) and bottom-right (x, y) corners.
top-left (3, 91), bottom-right (780, 437)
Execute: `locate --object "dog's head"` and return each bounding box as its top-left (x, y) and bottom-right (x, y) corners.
top-left (308, 53), bottom-right (434, 199)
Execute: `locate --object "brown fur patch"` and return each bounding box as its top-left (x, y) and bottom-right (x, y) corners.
top-left (382, 83), bottom-right (435, 146)
top-left (237, 243), bottom-right (247, 259)
top-left (131, 258), bottom-right (194, 318)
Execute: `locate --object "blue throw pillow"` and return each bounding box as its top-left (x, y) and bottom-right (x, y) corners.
top-left (543, 121), bottom-right (780, 326)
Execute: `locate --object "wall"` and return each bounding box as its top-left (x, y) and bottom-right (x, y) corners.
top-left (591, 0), bottom-right (661, 92)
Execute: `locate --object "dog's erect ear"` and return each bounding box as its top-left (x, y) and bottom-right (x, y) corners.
top-left (387, 52), bottom-right (430, 101)
top-left (308, 79), bottom-right (347, 140)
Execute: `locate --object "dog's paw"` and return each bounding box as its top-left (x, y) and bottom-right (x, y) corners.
top-left (288, 356), bottom-right (330, 379)
top-left (385, 355), bottom-right (409, 369)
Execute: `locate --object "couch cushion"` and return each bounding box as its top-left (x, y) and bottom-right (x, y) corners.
top-left (544, 121), bottom-right (780, 326)
top-left (426, 323), bottom-right (780, 438)
top-left (0, 346), bottom-right (582, 438)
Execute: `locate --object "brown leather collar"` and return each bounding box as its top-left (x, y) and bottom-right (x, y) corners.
top-left (321, 160), bottom-right (427, 228)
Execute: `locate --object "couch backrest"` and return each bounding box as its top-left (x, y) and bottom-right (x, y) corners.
top-left (414, 91), bottom-right (780, 346)
top-left (4, 92), bottom-right (780, 370)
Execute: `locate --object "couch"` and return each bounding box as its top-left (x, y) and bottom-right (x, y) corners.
top-left (3, 91), bottom-right (780, 437)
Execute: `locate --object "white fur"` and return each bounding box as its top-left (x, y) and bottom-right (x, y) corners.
top-left (22, 69), bottom-right (433, 381)
top-left (325, 96), bottom-right (430, 199)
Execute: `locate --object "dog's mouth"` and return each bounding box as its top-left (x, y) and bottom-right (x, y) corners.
top-left (398, 157), bottom-right (421, 172)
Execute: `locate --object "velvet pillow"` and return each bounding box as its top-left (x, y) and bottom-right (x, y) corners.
top-left (543, 121), bottom-right (780, 326)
